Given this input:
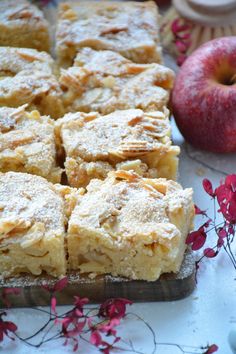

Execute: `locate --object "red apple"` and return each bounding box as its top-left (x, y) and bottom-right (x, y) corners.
top-left (171, 36), bottom-right (236, 153)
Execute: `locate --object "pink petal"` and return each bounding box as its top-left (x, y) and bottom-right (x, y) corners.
top-left (215, 185), bottom-right (231, 208)
top-left (204, 248), bottom-right (217, 258)
top-left (205, 344), bottom-right (219, 353)
top-left (5, 321), bottom-right (17, 333)
top-left (51, 296), bottom-right (57, 315)
top-left (171, 19), bottom-right (182, 34)
top-left (171, 19), bottom-right (191, 34)
top-left (228, 224), bottom-right (235, 235)
top-left (175, 40), bottom-right (188, 53)
top-left (73, 296), bottom-right (89, 312)
top-left (194, 205), bottom-right (207, 216)
top-left (186, 230), bottom-right (206, 250)
top-left (90, 331), bottom-right (102, 346)
top-left (225, 174), bottom-right (236, 192)
top-left (99, 298), bottom-right (132, 319)
top-left (73, 341), bottom-right (79, 352)
top-left (217, 238), bottom-right (224, 248)
top-left (218, 228), bottom-right (227, 238)
top-left (227, 195), bottom-right (236, 223)
top-left (179, 32), bottom-right (191, 40)
top-left (203, 179), bottom-right (214, 197)
top-left (192, 233), bottom-right (206, 250)
top-left (54, 277), bottom-right (68, 292)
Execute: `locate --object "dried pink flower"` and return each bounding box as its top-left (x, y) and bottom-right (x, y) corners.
top-left (204, 344), bottom-right (219, 353)
top-left (203, 179), bottom-right (215, 197)
top-left (186, 227), bottom-right (207, 250)
top-left (187, 175), bottom-right (236, 274)
top-left (170, 18), bottom-right (192, 66)
top-left (99, 298), bottom-right (132, 320)
top-left (204, 248), bottom-right (217, 258)
top-left (42, 276), bottom-right (68, 293)
top-left (0, 312), bottom-right (17, 342)
top-left (194, 205), bottom-right (207, 216)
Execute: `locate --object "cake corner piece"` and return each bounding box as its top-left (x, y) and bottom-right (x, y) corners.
top-left (0, 172), bottom-right (78, 279)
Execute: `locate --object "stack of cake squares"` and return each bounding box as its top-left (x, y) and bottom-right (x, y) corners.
top-left (0, 0), bottom-right (194, 281)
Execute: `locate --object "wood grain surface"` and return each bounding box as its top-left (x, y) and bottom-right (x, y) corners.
top-left (0, 250), bottom-right (195, 307)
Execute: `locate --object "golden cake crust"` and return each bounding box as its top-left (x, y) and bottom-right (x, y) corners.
top-left (0, 105), bottom-right (62, 183)
top-left (0, 0), bottom-right (50, 52)
top-left (60, 47), bottom-right (174, 114)
top-left (0, 47), bottom-right (64, 119)
top-left (67, 171), bottom-right (194, 281)
top-left (56, 1), bottom-right (162, 67)
top-left (55, 108), bottom-right (180, 187)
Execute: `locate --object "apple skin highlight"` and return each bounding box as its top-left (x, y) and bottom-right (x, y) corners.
top-left (171, 36), bottom-right (236, 153)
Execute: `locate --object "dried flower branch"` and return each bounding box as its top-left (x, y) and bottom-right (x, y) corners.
top-left (0, 312), bottom-right (17, 342)
top-left (0, 279), bottom-right (218, 353)
top-left (186, 174), bottom-right (236, 274)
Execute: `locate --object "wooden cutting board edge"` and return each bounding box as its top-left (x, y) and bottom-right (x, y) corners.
top-left (0, 249), bottom-right (196, 307)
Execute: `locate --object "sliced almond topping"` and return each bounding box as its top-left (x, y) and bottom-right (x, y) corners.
top-left (139, 182), bottom-right (163, 198)
top-left (62, 9), bottom-right (78, 21)
top-left (100, 26), bottom-right (128, 36)
top-left (114, 170), bottom-right (139, 182)
top-left (115, 141), bottom-right (154, 157)
top-left (128, 116), bottom-right (143, 126)
top-left (20, 222), bottom-right (45, 248)
top-left (0, 219), bottom-right (31, 238)
top-left (17, 51), bottom-right (43, 63)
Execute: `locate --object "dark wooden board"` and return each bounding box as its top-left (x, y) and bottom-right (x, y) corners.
top-left (0, 250), bottom-right (195, 307)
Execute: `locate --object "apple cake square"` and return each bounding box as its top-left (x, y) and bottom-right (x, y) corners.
top-left (55, 108), bottom-right (180, 188)
top-left (0, 105), bottom-right (62, 183)
top-left (0, 0), bottom-right (50, 52)
top-left (60, 47), bottom-right (175, 114)
top-left (0, 172), bottom-right (78, 278)
top-left (67, 170), bottom-right (194, 281)
top-left (0, 47), bottom-right (64, 119)
top-left (56, 1), bottom-right (162, 67)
